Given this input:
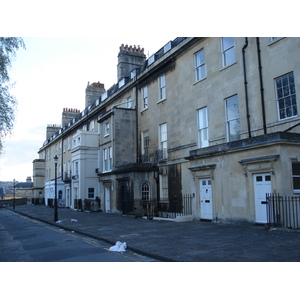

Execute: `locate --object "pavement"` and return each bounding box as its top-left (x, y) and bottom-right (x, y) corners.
top-left (3, 204), bottom-right (300, 262)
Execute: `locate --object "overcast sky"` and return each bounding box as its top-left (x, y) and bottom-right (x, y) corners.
top-left (0, 36), bottom-right (174, 182)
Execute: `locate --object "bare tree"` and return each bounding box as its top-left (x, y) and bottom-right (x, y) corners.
top-left (0, 37), bottom-right (25, 152)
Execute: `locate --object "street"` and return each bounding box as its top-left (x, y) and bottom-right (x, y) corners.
top-left (0, 209), bottom-right (157, 262)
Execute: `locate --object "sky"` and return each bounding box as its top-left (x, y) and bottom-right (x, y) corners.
top-left (0, 36), bottom-right (176, 182)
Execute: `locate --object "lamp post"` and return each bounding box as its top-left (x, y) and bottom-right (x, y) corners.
top-left (13, 179), bottom-right (16, 209)
top-left (54, 155), bottom-right (58, 222)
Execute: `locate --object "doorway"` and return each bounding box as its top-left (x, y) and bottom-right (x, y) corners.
top-left (199, 178), bottom-right (213, 220)
top-left (254, 173), bottom-right (271, 223)
top-left (119, 181), bottom-right (132, 214)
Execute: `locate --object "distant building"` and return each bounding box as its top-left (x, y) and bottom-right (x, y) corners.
top-left (15, 177), bottom-right (33, 200)
top-left (34, 37), bottom-right (300, 224)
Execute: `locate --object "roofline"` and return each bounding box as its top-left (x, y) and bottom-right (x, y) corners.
top-left (38, 37), bottom-right (203, 153)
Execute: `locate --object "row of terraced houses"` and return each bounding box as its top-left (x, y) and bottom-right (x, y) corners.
top-left (32, 37), bottom-right (300, 224)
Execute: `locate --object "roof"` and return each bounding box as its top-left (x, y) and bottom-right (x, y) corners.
top-left (16, 182), bottom-right (33, 188)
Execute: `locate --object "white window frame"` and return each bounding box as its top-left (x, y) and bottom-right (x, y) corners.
top-left (74, 161), bottom-right (79, 177)
top-left (108, 146), bottom-right (112, 171)
top-left (159, 174), bottom-right (169, 200)
top-left (275, 72), bottom-right (297, 120)
top-left (159, 123), bottom-right (168, 160)
top-left (159, 123), bottom-right (167, 150)
top-left (142, 182), bottom-right (150, 201)
top-left (142, 131), bottom-right (149, 155)
top-left (90, 120), bottom-right (95, 131)
top-left (159, 75), bottom-right (166, 101)
top-left (197, 107), bottom-right (209, 148)
top-left (141, 130), bottom-right (149, 162)
top-left (104, 122), bottom-right (110, 136)
top-left (142, 87), bottom-right (148, 109)
top-left (103, 148), bottom-right (108, 172)
top-left (103, 146), bottom-right (112, 172)
top-left (126, 96), bottom-right (132, 108)
top-left (195, 49), bottom-right (206, 82)
top-left (225, 95), bottom-right (240, 142)
top-left (221, 37), bottom-right (236, 67)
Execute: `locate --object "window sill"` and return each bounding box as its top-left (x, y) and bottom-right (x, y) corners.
top-left (278, 114), bottom-right (298, 122)
top-left (193, 77), bottom-right (207, 86)
top-left (104, 134), bottom-right (110, 138)
top-left (140, 107), bottom-right (148, 113)
top-left (157, 98), bottom-right (167, 104)
top-left (102, 170), bottom-right (112, 174)
top-left (220, 61), bottom-right (237, 72)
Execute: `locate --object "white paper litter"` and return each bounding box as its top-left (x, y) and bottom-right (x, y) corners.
top-left (71, 219), bottom-right (78, 222)
top-left (56, 220), bottom-right (62, 224)
top-left (109, 241), bottom-right (127, 252)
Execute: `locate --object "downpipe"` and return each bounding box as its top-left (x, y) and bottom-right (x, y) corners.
top-left (242, 37), bottom-right (251, 138)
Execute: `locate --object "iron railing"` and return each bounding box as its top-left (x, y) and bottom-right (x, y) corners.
top-left (121, 194), bottom-right (193, 219)
top-left (155, 148), bottom-right (168, 162)
top-left (74, 199), bottom-right (98, 212)
top-left (140, 153), bottom-right (149, 163)
top-left (266, 193), bottom-right (300, 229)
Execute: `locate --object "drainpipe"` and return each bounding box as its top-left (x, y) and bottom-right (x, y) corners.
top-left (61, 128), bottom-right (64, 181)
top-left (242, 37), bottom-right (251, 138)
top-left (135, 85), bottom-right (139, 163)
top-left (256, 37), bottom-right (267, 135)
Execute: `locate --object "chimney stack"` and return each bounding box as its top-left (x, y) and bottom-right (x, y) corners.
top-left (85, 82), bottom-right (105, 107)
top-left (61, 108), bottom-right (81, 128)
top-left (117, 44), bottom-right (146, 81)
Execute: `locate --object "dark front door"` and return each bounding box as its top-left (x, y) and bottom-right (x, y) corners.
top-left (119, 182), bottom-right (133, 214)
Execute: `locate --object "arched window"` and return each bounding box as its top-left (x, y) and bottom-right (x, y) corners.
top-left (142, 182), bottom-right (150, 201)
top-left (58, 190), bottom-right (63, 200)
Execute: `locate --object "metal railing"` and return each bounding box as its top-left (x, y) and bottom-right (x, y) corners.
top-left (157, 195), bottom-right (193, 218)
top-left (121, 194), bottom-right (193, 220)
top-left (140, 153), bottom-right (149, 163)
top-left (155, 148), bottom-right (168, 162)
top-left (74, 199), bottom-right (99, 212)
top-left (266, 193), bottom-right (300, 229)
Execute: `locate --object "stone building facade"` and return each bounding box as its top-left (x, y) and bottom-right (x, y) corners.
top-left (35, 37), bottom-right (300, 223)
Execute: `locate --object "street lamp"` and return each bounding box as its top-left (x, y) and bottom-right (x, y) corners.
top-left (13, 179), bottom-right (16, 209)
top-left (54, 155), bottom-right (58, 222)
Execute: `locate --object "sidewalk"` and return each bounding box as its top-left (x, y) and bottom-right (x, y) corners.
top-left (5, 204), bottom-right (300, 262)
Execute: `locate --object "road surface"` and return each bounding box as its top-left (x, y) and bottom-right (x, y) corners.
top-left (0, 209), bottom-right (157, 262)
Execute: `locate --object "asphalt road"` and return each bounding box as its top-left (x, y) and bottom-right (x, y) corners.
top-left (0, 209), bottom-right (157, 262)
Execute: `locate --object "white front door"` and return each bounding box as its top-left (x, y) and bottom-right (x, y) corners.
top-left (254, 173), bottom-right (272, 223)
top-left (200, 178), bottom-right (213, 220)
top-left (105, 186), bottom-right (111, 213)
